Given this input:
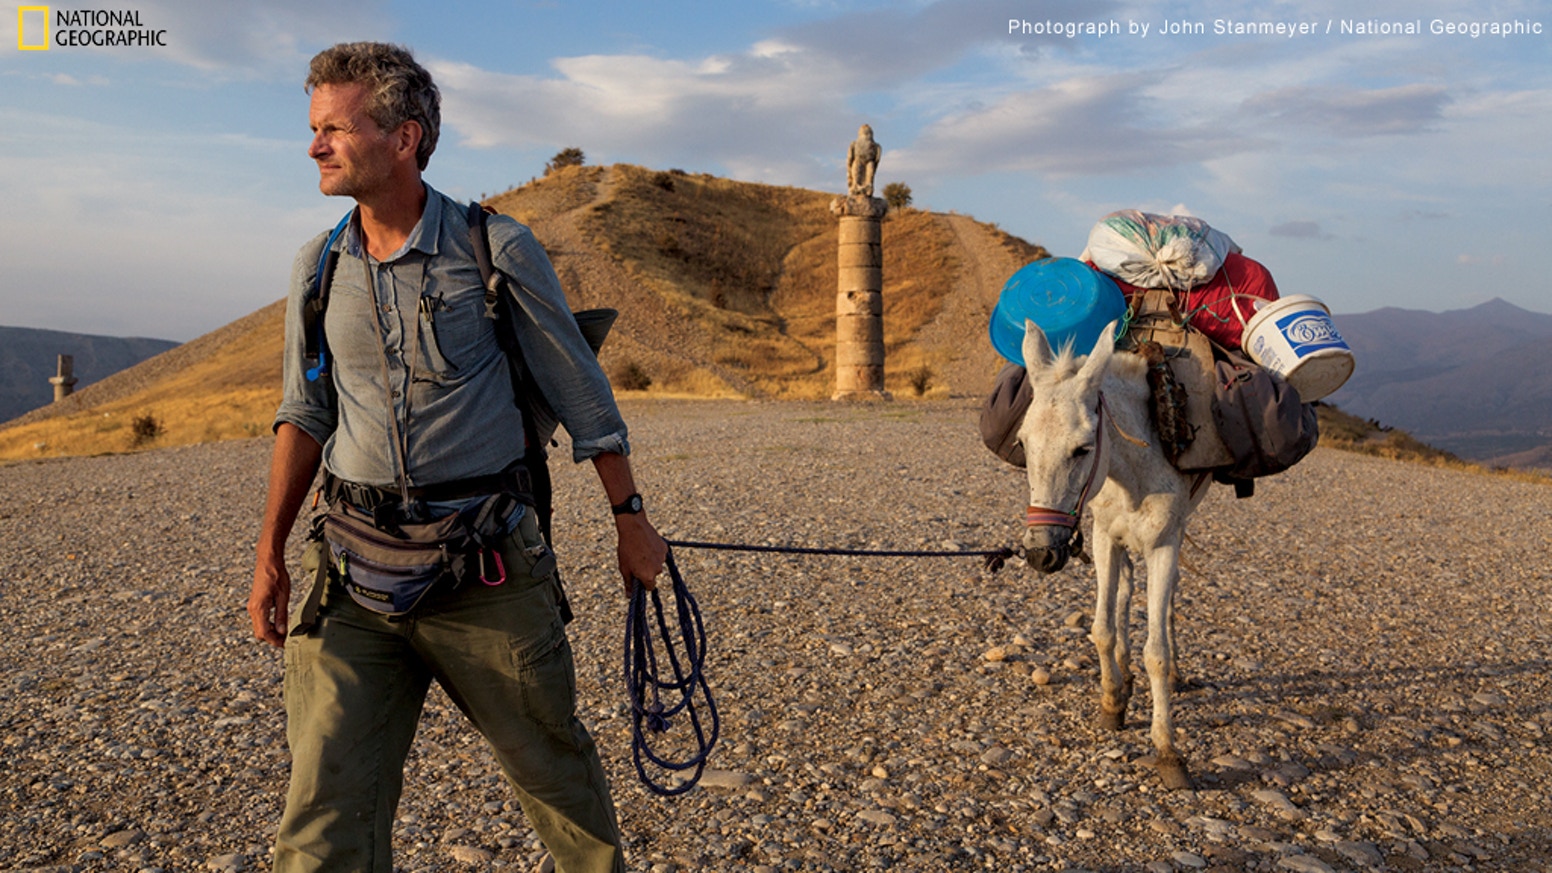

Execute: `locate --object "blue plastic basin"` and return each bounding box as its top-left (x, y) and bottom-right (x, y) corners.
top-left (989, 258), bottom-right (1125, 365)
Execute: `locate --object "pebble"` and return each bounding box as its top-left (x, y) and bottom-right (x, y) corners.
top-left (1334, 841), bottom-right (1384, 867)
top-left (2, 404), bottom-right (1549, 872)
top-left (696, 769), bottom-right (755, 789)
top-left (1277, 855), bottom-right (1335, 873)
top-left (101, 829), bottom-right (145, 848)
top-left (448, 845), bottom-right (493, 864)
top-left (856, 810), bottom-right (898, 827)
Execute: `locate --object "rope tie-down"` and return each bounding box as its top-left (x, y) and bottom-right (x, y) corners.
top-left (626, 536), bottom-right (1026, 796)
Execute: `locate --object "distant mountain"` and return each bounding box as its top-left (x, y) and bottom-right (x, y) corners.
top-left (0, 327), bottom-right (178, 424)
top-left (1326, 299), bottom-right (1552, 469)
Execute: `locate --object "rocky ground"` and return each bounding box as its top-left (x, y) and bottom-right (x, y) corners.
top-left (2, 399), bottom-right (1550, 872)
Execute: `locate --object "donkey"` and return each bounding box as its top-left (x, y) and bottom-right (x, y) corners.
top-left (1016, 319), bottom-right (1208, 790)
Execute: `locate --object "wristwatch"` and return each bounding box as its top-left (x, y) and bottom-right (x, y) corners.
top-left (611, 493), bottom-right (644, 516)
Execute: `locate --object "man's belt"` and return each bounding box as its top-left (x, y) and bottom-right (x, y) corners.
top-left (323, 465), bottom-right (534, 515)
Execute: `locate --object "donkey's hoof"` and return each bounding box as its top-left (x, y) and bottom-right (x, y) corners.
top-left (1156, 755), bottom-right (1194, 791)
top-left (1098, 710), bottom-right (1125, 731)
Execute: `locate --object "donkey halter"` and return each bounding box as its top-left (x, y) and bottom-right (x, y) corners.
top-left (1024, 393), bottom-right (1109, 531)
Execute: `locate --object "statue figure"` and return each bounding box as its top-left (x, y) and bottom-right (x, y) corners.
top-left (846, 124), bottom-right (881, 198)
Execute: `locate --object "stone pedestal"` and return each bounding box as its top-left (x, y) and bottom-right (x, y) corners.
top-left (49, 355), bottom-right (78, 402)
top-left (831, 195), bottom-right (890, 401)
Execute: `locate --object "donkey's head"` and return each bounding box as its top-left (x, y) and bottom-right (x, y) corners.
top-left (1016, 319), bottom-right (1116, 572)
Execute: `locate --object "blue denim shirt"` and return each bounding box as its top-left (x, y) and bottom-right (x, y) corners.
top-left (275, 185), bottom-right (629, 489)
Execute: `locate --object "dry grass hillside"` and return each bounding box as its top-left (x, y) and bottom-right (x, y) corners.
top-left (489, 164), bottom-right (1047, 399)
top-left (0, 164), bottom-right (1048, 462)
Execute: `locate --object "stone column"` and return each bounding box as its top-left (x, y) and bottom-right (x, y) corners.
top-left (831, 195), bottom-right (890, 400)
top-left (50, 355), bottom-right (78, 402)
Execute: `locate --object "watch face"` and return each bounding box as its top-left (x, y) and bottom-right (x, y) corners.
top-left (616, 494), bottom-right (643, 514)
top-left (628, 495), bottom-right (643, 513)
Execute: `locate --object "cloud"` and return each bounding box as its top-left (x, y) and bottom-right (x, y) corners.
top-left (1269, 220), bottom-right (1334, 240)
top-left (773, 0), bottom-right (1116, 88)
top-left (0, 108), bottom-right (327, 339)
top-left (47, 73), bottom-right (111, 87)
top-left (890, 74), bottom-right (1271, 178)
top-left (1241, 84), bottom-right (1451, 137)
top-left (430, 48), bottom-right (860, 186)
top-left (1456, 253), bottom-right (1506, 267)
top-left (131, 0), bottom-right (391, 77)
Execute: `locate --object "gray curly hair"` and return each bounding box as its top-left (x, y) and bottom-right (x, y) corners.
top-left (306, 42), bottom-right (440, 171)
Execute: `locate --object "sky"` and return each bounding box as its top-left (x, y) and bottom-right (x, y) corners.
top-left (2, 0), bottom-right (1548, 342)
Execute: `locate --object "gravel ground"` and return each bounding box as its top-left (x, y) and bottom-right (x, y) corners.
top-left (2, 399), bottom-right (1551, 873)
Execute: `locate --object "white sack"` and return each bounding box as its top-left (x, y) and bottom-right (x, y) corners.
top-left (1084, 210), bottom-right (1240, 290)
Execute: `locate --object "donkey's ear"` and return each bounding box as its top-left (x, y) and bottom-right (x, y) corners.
top-left (1021, 319), bottom-right (1054, 370)
top-left (1075, 320), bottom-right (1118, 395)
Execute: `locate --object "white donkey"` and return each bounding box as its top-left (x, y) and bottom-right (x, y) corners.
top-left (1016, 320), bottom-right (1208, 790)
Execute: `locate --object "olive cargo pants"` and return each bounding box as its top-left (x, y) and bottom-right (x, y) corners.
top-left (273, 510), bottom-right (624, 873)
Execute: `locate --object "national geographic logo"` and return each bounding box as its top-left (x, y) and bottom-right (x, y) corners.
top-left (17, 6), bottom-right (167, 50)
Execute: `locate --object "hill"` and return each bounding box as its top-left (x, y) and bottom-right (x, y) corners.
top-left (1327, 298), bottom-right (1552, 470)
top-left (0, 164), bottom-right (1048, 461)
top-left (0, 327), bottom-right (177, 423)
top-left (486, 164), bottom-right (1047, 399)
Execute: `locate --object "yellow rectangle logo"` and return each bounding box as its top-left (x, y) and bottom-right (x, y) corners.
top-left (18, 6), bottom-right (50, 50)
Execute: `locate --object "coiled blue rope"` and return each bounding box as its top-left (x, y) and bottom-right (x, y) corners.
top-left (624, 547), bottom-right (719, 796)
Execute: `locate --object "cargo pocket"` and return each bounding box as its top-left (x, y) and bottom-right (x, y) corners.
top-left (505, 584), bottom-right (577, 727)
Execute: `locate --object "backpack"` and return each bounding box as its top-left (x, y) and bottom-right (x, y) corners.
top-left (300, 202), bottom-right (615, 552)
top-left (1210, 351), bottom-right (1318, 498)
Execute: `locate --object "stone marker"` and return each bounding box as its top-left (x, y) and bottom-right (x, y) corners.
top-left (50, 354), bottom-right (78, 402)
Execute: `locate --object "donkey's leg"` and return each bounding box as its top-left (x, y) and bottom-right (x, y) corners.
top-left (1144, 541), bottom-right (1193, 790)
top-left (1090, 533), bottom-right (1129, 731)
top-left (1167, 583), bottom-right (1184, 690)
top-left (1114, 550), bottom-right (1137, 706)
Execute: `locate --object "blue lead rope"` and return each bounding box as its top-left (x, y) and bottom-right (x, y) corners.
top-left (624, 547), bottom-right (719, 796)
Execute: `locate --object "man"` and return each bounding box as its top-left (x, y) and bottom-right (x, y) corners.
top-left (247, 42), bottom-right (665, 872)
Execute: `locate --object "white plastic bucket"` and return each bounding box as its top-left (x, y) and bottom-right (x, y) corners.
top-left (1241, 294), bottom-right (1355, 401)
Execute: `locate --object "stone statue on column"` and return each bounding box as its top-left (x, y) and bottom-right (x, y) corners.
top-left (831, 124), bottom-right (889, 400)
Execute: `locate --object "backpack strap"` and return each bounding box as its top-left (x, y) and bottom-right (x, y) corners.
top-left (466, 204), bottom-right (556, 541)
top-left (303, 210), bottom-right (355, 383)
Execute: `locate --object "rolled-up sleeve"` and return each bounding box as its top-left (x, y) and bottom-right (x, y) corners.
top-left (489, 218), bottom-right (629, 462)
top-left (273, 231), bottom-right (339, 448)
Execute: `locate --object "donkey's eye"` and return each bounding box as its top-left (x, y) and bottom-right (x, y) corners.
top-left (1073, 445), bottom-right (1093, 459)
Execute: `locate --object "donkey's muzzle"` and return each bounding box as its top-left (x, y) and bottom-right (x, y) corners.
top-left (1023, 508), bottom-right (1083, 573)
top-left (1026, 542), bottom-right (1072, 573)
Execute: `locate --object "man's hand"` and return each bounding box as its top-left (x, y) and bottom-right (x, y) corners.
top-left (249, 556), bottom-right (292, 647)
top-left (249, 423), bottom-right (322, 648)
top-left (616, 512), bottom-right (668, 594)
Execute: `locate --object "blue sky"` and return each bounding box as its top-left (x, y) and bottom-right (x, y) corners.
top-left (2, 0), bottom-right (1548, 342)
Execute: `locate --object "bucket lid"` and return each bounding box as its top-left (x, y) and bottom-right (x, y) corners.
top-left (989, 258), bottom-right (1125, 365)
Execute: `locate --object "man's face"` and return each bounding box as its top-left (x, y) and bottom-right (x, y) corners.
top-left (308, 82), bottom-right (397, 199)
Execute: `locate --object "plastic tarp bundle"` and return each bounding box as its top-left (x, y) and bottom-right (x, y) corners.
top-left (1085, 210), bottom-right (1240, 291)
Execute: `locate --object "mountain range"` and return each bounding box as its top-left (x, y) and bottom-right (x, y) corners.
top-left (0, 327), bottom-right (177, 424)
top-left (1327, 298), bottom-right (1552, 470)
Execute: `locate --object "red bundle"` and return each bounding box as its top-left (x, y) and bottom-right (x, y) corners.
top-left (1092, 253), bottom-right (1280, 350)
top-left (1182, 252), bottom-right (1280, 349)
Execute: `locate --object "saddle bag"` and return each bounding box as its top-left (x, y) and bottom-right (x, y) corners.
top-left (1211, 351), bottom-right (1319, 493)
top-left (980, 362), bottom-right (1032, 467)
